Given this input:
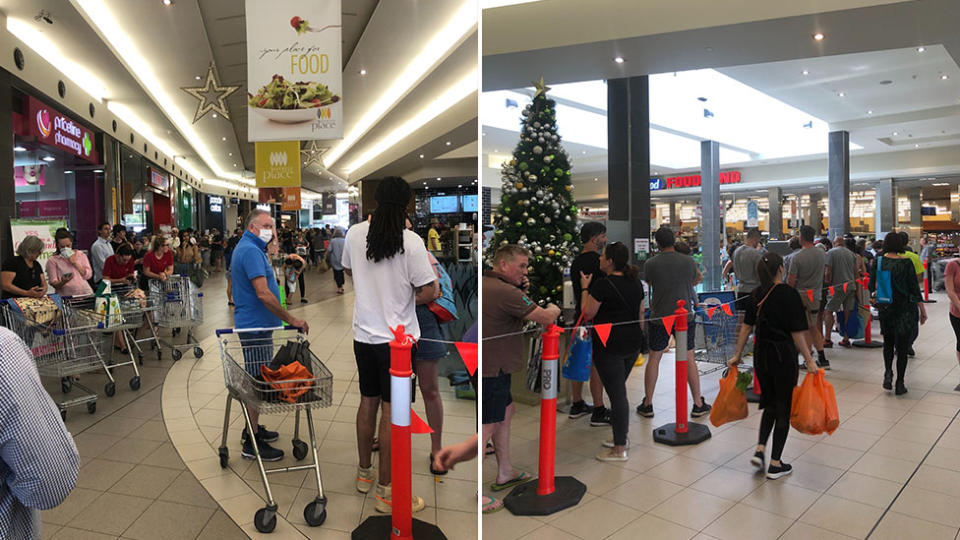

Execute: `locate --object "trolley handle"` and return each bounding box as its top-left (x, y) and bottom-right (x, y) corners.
top-left (215, 325), bottom-right (303, 337)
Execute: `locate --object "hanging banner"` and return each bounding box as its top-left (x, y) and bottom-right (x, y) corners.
top-left (747, 200), bottom-right (759, 228)
top-left (255, 141), bottom-right (302, 187)
top-left (281, 187), bottom-right (302, 211)
top-left (10, 219), bottom-right (67, 263)
top-left (245, 0), bottom-right (343, 142)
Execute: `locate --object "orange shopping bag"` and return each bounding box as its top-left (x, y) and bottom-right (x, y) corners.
top-left (820, 371), bottom-right (839, 434)
top-left (791, 369), bottom-right (836, 435)
top-left (710, 369), bottom-right (749, 427)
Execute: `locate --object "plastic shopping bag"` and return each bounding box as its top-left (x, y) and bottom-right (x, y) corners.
top-left (710, 369), bottom-right (749, 427)
top-left (821, 372), bottom-right (840, 435)
top-left (791, 370), bottom-right (838, 435)
top-left (95, 294), bottom-right (124, 328)
top-left (561, 326), bottom-right (592, 382)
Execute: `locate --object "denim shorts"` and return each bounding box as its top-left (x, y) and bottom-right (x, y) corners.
top-left (239, 330), bottom-right (273, 378)
top-left (415, 304), bottom-right (447, 361)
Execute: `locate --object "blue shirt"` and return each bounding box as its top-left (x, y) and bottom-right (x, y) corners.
top-left (231, 231), bottom-right (282, 329)
top-left (0, 327), bottom-right (79, 540)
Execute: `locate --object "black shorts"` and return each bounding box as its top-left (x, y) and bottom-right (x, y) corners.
top-left (647, 317), bottom-right (696, 352)
top-left (353, 341), bottom-right (417, 403)
top-left (482, 371), bottom-right (513, 424)
top-left (735, 291), bottom-right (754, 314)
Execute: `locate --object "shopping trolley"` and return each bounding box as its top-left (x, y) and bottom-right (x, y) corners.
top-left (150, 275), bottom-right (204, 361)
top-left (693, 305), bottom-right (744, 376)
top-left (215, 327), bottom-right (333, 533)
top-left (1, 296), bottom-right (105, 419)
top-left (95, 284), bottom-right (158, 395)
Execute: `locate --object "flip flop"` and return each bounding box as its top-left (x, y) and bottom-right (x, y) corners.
top-left (490, 471), bottom-right (530, 492)
top-left (482, 496), bottom-right (504, 514)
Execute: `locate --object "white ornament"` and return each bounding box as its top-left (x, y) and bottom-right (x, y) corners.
top-left (533, 122), bottom-right (541, 128)
top-left (544, 217), bottom-right (552, 224)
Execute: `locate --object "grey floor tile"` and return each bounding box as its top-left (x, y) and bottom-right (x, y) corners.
top-left (121, 500), bottom-right (215, 540)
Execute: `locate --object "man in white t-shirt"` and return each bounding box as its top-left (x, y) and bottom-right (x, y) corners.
top-left (342, 177), bottom-right (438, 515)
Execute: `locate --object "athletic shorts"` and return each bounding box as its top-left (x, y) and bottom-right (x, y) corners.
top-left (482, 371), bottom-right (513, 424)
top-left (647, 317), bottom-right (696, 352)
top-left (825, 288), bottom-right (858, 313)
top-left (735, 291), bottom-right (755, 315)
top-left (353, 341), bottom-right (417, 403)
top-left (415, 304), bottom-right (447, 361)
top-left (800, 294), bottom-right (821, 329)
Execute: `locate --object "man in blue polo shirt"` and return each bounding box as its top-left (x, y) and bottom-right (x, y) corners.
top-left (232, 208), bottom-right (309, 461)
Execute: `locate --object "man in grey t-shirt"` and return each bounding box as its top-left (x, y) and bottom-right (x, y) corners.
top-left (727, 228), bottom-right (763, 314)
top-left (787, 225), bottom-right (828, 368)
top-left (824, 237), bottom-right (858, 347)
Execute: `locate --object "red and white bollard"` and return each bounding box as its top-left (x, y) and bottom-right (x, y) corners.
top-left (654, 301), bottom-right (712, 446)
top-left (854, 273), bottom-right (883, 348)
top-left (504, 325), bottom-right (586, 516)
top-left (352, 326), bottom-right (445, 540)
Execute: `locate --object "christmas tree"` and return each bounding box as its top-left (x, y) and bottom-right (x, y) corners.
top-left (485, 77), bottom-right (580, 306)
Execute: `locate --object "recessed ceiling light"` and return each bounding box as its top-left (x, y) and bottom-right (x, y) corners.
top-left (594, 178), bottom-right (598, 182)
top-left (445, 141), bottom-right (451, 146)
top-left (893, 131), bottom-right (899, 136)
top-left (613, 56), bottom-right (625, 64)
top-left (359, 69), bottom-right (367, 76)
top-left (482, 132), bottom-right (486, 136)
top-left (915, 144), bottom-right (920, 148)
top-left (423, 182), bottom-right (427, 185)
top-left (221, 137), bottom-right (226, 141)
top-left (212, 113), bottom-right (218, 118)
top-left (14, 146), bottom-right (26, 152)
top-left (162, 0), bottom-right (173, 6)
top-left (942, 74), bottom-right (950, 80)
top-left (419, 154), bottom-right (424, 158)
top-left (581, 150), bottom-right (587, 154)
top-left (233, 163), bottom-right (237, 166)
top-left (838, 92), bottom-right (845, 97)
top-left (436, 177), bottom-right (441, 181)
top-left (458, 185), bottom-right (462, 188)
top-left (93, 169), bottom-right (103, 173)
top-left (801, 70), bottom-right (809, 76)
top-left (64, 170), bottom-right (74, 174)
top-left (867, 110), bottom-right (873, 115)
top-left (813, 32), bottom-right (825, 41)
top-left (228, 152), bottom-right (233, 156)
top-left (42, 156), bottom-right (55, 162)
top-left (195, 75), bottom-right (200, 80)
top-left (918, 46), bottom-right (926, 52)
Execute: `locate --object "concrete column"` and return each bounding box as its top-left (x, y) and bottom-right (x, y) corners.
top-left (828, 130), bottom-right (850, 240)
top-left (607, 76), bottom-right (651, 269)
top-left (807, 194), bottom-right (822, 234)
top-left (909, 187), bottom-right (922, 228)
top-left (875, 179), bottom-right (895, 237)
top-left (767, 187), bottom-right (783, 240)
top-left (701, 140), bottom-right (722, 291)
top-left (951, 185), bottom-right (960, 224)
top-left (669, 201), bottom-right (681, 228)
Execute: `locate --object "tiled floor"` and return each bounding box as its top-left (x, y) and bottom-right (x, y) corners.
top-left (483, 292), bottom-right (960, 540)
top-left (42, 268), bottom-right (478, 539)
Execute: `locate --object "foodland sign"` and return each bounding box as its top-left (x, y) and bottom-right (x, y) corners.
top-left (650, 170), bottom-right (741, 190)
top-left (27, 97), bottom-right (99, 164)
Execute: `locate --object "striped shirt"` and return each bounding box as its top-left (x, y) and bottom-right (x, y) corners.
top-left (0, 327), bottom-right (79, 539)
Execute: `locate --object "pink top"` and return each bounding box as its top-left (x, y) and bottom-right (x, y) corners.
top-left (946, 260), bottom-right (960, 318)
top-left (46, 251), bottom-right (94, 297)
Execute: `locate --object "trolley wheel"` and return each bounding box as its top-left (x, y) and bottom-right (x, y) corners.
top-left (292, 439), bottom-right (308, 461)
top-left (172, 349), bottom-right (182, 361)
top-left (218, 447), bottom-right (229, 468)
top-left (194, 347), bottom-right (203, 358)
top-left (303, 498), bottom-right (327, 527)
top-left (105, 382), bottom-right (116, 397)
top-left (61, 377), bottom-right (72, 394)
top-left (254, 508), bottom-right (277, 533)
top-left (87, 401), bottom-right (96, 414)
top-left (130, 376), bottom-right (141, 391)
top-left (60, 409), bottom-right (67, 422)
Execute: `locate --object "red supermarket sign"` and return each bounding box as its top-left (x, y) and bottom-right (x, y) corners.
top-left (663, 170), bottom-right (741, 189)
top-left (26, 96), bottom-right (100, 164)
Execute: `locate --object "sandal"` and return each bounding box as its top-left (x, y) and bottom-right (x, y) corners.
top-left (429, 454), bottom-right (448, 476)
top-left (482, 496), bottom-right (504, 514)
top-left (490, 471), bottom-right (530, 492)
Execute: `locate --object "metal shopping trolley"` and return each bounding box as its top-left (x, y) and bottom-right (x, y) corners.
top-left (2, 296), bottom-right (105, 419)
top-left (150, 275), bottom-right (204, 361)
top-left (95, 284), bottom-right (158, 395)
top-left (215, 327), bottom-right (333, 533)
top-left (693, 306), bottom-right (743, 375)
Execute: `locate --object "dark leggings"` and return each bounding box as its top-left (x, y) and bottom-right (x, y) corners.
top-left (333, 269), bottom-right (345, 288)
top-left (759, 407), bottom-right (790, 462)
top-left (951, 314), bottom-right (960, 352)
top-left (883, 329), bottom-right (912, 381)
top-left (754, 342), bottom-right (796, 462)
top-left (593, 350), bottom-right (635, 446)
top-left (285, 272), bottom-right (306, 299)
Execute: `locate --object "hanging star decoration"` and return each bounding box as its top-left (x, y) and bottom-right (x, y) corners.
top-left (532, 76), bottom-right (551, 98)
top-left (301, 140), bottom-right (327, 169)
top-left (181, 63), bottom-right (240, 123)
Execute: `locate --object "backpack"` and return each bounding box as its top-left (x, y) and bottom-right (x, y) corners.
top-left (875, 257), bottom-right (893, 305)
top-left (426, 253), bottom-right (457, 323)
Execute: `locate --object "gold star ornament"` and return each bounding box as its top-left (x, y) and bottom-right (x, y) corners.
top-left (532, 76), bottom-right (551, 98)
top-left (182, 63), bottom-right (240, 123)
top-left (301, 140), bottom-right (327, 169)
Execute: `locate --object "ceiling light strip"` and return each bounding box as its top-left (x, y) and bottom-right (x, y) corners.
top-left (324, 1), bottom-right (477, 169)
top-left (344, 68), bottom-right (477, 174)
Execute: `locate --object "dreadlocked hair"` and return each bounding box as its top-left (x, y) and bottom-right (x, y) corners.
top-left (366, 177), bottom-right (411, 262)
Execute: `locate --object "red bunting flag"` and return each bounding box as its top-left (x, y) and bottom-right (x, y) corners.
top-left (410, 409), bottom-right (434, 434)
top-left (661, 315), bottom-right (676, 334)
top-left (721, 303), bottom-right (733, 317)
top-left (843, 282), bottom-right (848, 293)
top-left (706, 306), bottom-right (717, 319)
top-left (806, 289), bottom-right (815, 302)
top-left (828, 286), bottom-right (835, 296)
top-left (594, 323), bottom-right (612, 347)
top-left (454, 342), bottom-right (478, 376)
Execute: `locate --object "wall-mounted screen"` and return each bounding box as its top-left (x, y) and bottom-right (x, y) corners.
top-left (430, 195), bottom-right (459, 213)
top-left (461, 194), bottom-right (478, 212)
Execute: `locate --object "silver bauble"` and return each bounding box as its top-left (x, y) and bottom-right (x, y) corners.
top-left (533, 146), bottom-right (543, 154)
top-left (544, 217), bottom-right (552, 224)
top-left (526, 218), bottom-right (536, 226)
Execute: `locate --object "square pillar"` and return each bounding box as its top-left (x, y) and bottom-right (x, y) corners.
top-left (767, 187), bottom-right (782, 240)
top-left (875, 179), bottom-right (895, 237)
top-left (909, 187), bottom-right (922, 227)
top-left (607, 76), bottom-right (651, 268)
top-left (701, 140), bottom-right (721, 291)
top-left (828, 130), bottom-right (850, 240)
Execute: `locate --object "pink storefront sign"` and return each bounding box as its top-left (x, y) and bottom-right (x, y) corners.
top-left (19, 199), bottom-right (70, 217)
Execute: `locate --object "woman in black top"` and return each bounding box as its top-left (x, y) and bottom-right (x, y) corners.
top-left (729, 252), bottom-right (817, 480)
top-left (869, 231), bottom-right (926, 395)
top-left (1, 235), bottom-right (47, 299)
top-left (580, 242), bottom-right (645, 462)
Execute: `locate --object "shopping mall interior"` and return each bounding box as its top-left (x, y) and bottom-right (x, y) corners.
top-left (482, 1), bottom-right (960, 539)
top-left (0, 0), bottom-right (478, 538)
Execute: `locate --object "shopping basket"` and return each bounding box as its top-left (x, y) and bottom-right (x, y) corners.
top-left (149, 275), bottom-right (204, 360)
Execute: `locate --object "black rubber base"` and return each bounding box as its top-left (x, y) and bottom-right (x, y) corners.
top-left (922, 299), bottom-right (937, 303)
top-left (352, 516), bottom-right (446, 540)
top-left (653, 422), bottom-right (712, 446)
top-left (503, 476), bottom-right (586, 516)
top-left (745, 386), bottom-right (761, 403)
top-left (853, 340), bottom-right (884, 348)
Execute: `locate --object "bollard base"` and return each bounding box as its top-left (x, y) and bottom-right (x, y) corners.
top-left (653, 422), bottom-right (712, 446)
top-left (853, 340), bottom-right (883, 348)
top-left (922, 299), bottom-right (937, 303)
top-left (503, 476), bottom-right (586, 516)
top-left (352, 516), bottom-right (446, 540)
top-left (745, 386), bottom-right (761, 403)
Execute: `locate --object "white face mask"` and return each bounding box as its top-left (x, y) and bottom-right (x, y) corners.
top-left (60, 247), bottom-right (74, 258)
top-left (189, 237), bottom-right (197, 245)
top-left (258, 228), bottom-right (273, 244)
top-left (172, 237), bottom-right (181, 249)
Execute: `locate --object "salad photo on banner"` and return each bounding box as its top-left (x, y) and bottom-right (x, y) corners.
top-left (245, 0), bottom-right (343, 141)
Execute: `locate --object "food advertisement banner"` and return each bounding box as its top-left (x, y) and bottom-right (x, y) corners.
top-left (10, 219), bottom-right (67, 263)
top-left (245, 0), bottom-right (342, 142)
top-left (255, 141), bottom-right (301, 187)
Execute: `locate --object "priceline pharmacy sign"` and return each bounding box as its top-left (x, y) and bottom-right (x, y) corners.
top-left (26, 96), bottom-right (99, 164)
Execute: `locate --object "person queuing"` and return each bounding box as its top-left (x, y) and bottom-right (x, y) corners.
top-left (46, 229), bottom-right (93, 298)
top-left (210, 228), bottom-right (224, 273)
top-left (726, 228), bottom-right (764, 315)
top-left (566, 222), bottom-right (610, 426)
top-left (920, 235), bottom-right (937, 297)
top-left (282, 251), bottom-right (308, 304)
top-left (341, 177), bottom-right (437, 514)
top-left (943, 255), bottom-right (960, 392)
top-left (729, 253), bottom-right (818, 480)
top-left (102, 244), bottom-right (137, 287)
top-left (224, 228), bottom-right (241, 306)
top-left (328, 227), bottom-right (346, 294)
top-left (783, 236), bottom-right (801, 276)
top-left (89, 222), bottom-right (114, 289)
top-left (636, 227), bottom-right (711, 419)
top-left (578, 242), bottom-right (645, 462)
top-left (142, 236), bottom-right (174, 283)
top-left (174, 231), bottom-right (202, 283)
top-left (787, 226), bottom-right (829, 369)
top-left (1, 236), bottom-right (47, 300)
top-left (483, 244), bottom-right (560, 501)
top-left (870, 232), bottom-right (927, 395)
top-left (899, 231), bottom-right (925, 358)
top-left (823, 236), bottom-right (859, 348)
top-left (132, 236), bottom-right (148, 290)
